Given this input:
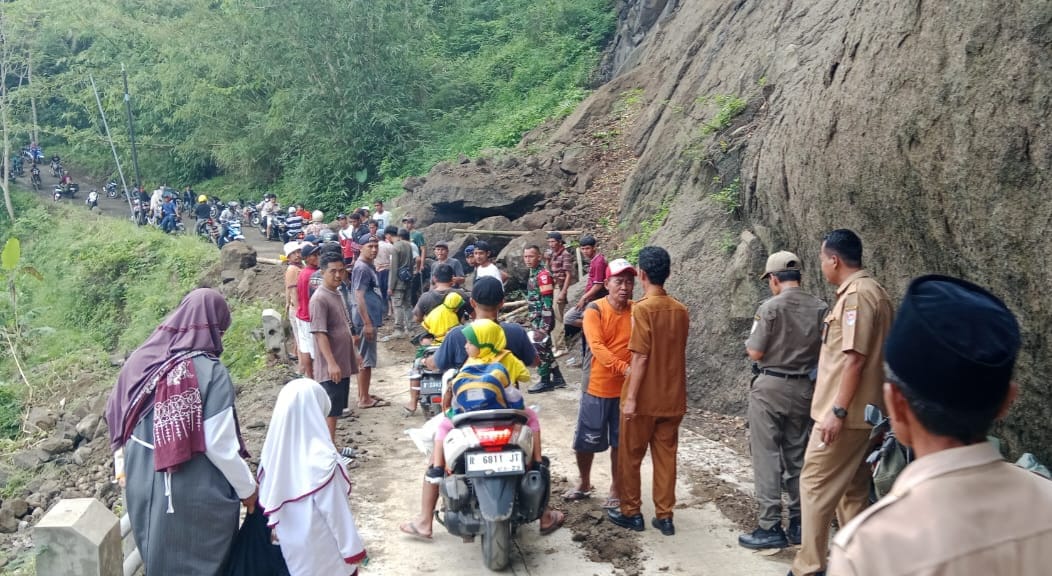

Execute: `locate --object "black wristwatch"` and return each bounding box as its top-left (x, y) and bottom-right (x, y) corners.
top-left (832, 405), bottom-right (848, 419)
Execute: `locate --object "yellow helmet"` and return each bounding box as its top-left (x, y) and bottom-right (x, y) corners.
top-left (198, 195), bottom-right (208, 203)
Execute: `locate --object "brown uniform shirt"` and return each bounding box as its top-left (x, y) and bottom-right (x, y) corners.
top-left (830, 442), bottom-right (1052, 575)
top-left (625, 290), bottom-right (690, 417)
top-left (813, 269), bottom-right (893, 429)
top-left (746, 287), bottom-right (828, 373)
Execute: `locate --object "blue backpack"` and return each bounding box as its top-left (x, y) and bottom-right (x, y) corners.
top-left (451, 360), bottom-right (525, 413)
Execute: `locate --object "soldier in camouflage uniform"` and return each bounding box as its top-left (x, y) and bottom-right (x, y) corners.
top-left (523, 244), bottom-right (567, 393)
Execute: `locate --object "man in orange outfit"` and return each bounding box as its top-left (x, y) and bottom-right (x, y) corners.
top-left (607, 246), bottom-right (689, 536)
top-left (563, 259), bottom-right (636, 509)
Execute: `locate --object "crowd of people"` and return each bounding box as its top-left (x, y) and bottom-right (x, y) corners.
top-left (103, 214), bottom-right (1052, 575)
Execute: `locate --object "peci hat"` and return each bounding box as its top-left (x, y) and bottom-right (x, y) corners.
top-left (300, 243), bottom-right (319, 258)
top-left (884, 275), bottom-right (1021, 411)
top-left (607, 258), bottom-right (637, 277)
top-left (283, 241), bottom-right (303, 257)
top-left (471, 276), bottom-right (504, 307)
top-left (760, 251), bottom-right (802, 280)
top-left (546, 231), bottom-right (564, 242)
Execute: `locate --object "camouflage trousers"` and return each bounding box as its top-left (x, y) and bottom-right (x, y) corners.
top-left (529, 319), bottom-right (556, 378)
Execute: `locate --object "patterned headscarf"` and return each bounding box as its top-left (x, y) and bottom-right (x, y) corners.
top-left (462, 319), bottom-right (506, 361)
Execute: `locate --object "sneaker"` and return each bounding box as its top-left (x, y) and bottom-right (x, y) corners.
top-left (738, 525), bottom-right (789, 550)
top-left (424, 465), bottom-right (444, 485)
top-left (787, 517), bottom-right (801, 546)
top-left (553, 348), bottom-right (568, 358)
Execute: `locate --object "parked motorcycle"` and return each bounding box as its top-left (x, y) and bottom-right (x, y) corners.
top-left (243, 203), bottom-right (261, 228)
top-left (864, 403), bottom-right (912, 502)
top-left (65, 182), bottom-right (79, 198)
top-left (104, 180), bottom-right (120, 199)
top-left (437, 409), bottom-right (549, 571)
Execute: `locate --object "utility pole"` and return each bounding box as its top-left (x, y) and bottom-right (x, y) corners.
top-left (121, 64), bottom-right (143, 206)
top-left (90, 74), bottom-right (133, 217)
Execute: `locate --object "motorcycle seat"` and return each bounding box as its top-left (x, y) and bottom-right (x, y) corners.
top-left (451, 409), bottom-right (529, 427)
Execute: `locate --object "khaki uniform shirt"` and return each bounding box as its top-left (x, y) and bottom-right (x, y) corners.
top-left (746, 287), bottom-right (828, 374)
top-left (830, 442), bottom-right (1052, 575)
top-left (813, 270), bottom-right (893, 429)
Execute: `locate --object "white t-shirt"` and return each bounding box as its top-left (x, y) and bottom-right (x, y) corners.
top-left (373, 210), bottom-right (390, 232)
top-left (475, 263), bottom-right (502, 282)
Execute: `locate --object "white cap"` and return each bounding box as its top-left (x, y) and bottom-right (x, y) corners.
top-left (283, 241), bottom-right (303, 257)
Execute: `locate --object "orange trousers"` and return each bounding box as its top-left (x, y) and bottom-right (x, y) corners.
top-left (617, 414), bottom-right (683, 519)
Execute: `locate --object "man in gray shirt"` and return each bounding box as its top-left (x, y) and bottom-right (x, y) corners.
top-left (351, 234), bottom-right (388, 409)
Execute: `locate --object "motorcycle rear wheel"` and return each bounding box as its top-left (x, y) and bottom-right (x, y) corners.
top-left (250, 214), bottom-right (261, 227)
top-left (481, 519), bottom-right (511, 571)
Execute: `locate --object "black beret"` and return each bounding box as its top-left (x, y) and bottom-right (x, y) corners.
top-left (472, 276), bottom-right (504, 306)
top-left (885, 275), bottom-right (1020, 411)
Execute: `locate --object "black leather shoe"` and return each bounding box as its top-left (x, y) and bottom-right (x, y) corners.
top-left (606, 509), bottom-right (645, 531)
top-left (651, 517), bottom-right (675, 536)
top-left (739, 524), bottom-right (789, 549)
top-left (787, 517), bottom-right (801, 546)
top-left (550, 366), bottom-right (568, 388)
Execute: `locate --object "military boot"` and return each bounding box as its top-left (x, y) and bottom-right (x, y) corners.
top-left (550, 366), bottom-right (568, 388)
top-left (528, 373), bottom-right (556, 394)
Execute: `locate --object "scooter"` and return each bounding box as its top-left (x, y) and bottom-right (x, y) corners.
top-left (104, 180), bottom-right (120, 199)
top-left (438, 409), bottom-right (549, 571)
top-left (218, 220), bottom-right (244, 248)
top-left (410, 343), bottom-right (445, 418)
top-left (52, 185), bottom-right (63, 202)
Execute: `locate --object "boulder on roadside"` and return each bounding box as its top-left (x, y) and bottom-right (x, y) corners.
top-left (495, 230), bottom-right (549, 292)
top-left (39, 437), bottom-right (74, 456)
top-left (76, 414), bottom-right (100, 441)
top-left (220, 240), bottom-right (257, 272)
top-left (3, 498), bottom-right (29, 519)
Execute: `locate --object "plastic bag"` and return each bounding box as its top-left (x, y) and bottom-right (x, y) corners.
top-left (225, 506), bottom-right (290, 576)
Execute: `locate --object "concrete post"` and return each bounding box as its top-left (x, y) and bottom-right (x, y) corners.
top-left (35, 498), bottom-right (121, 576)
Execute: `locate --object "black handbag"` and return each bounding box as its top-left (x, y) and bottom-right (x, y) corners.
top-left (226, 506), bottom-right (291, 576)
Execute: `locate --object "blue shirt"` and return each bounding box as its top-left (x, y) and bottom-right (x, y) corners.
top-left (350, 259), bottom-right (385, 329)
top-left (434, 322), bottom-right (537, 371)
top-left (162, 200), bottom-right (176, 217)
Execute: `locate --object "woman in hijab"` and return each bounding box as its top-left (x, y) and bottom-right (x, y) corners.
top-left (105, 288), bottom-right (257, 575)
top-left (258, 378), bottom-right (367, 576)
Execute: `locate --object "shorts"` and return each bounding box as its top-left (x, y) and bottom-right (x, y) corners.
top-left (357, 336), bottom-right (378, 368)
top-left (320, 377), bottom-right (350, 417)
top-left (572, 392), bottom-right (621, 453)
top-left (293, 317), bottom-right (314, 358)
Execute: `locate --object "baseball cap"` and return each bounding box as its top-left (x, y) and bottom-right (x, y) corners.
top-left (435, 241), bottom-right (449, 249)
top-left (579, 234), bottom-right (597, 246)
top-left (287, 206), bottom-right (296, 214)
top-left (300, 243), bottom-right (319, 258)
top-left (472, 276), bottom-right (505, 306)
top-left (607, 258), bottom-right (637, 277)
top-left (337, 213), bottom-right (346, 220)
top-left (283, 241), bottom-right (303, 257)
top-left (760, 251), bottom-right (802, 280)
top-left (546, 231), bottom-right (563, 242)
top-left (464, 244), bottom-right (476, 255)
top-left (474, 240), bottom-right (492, 256)
top-left (358, 234), bottom-right (380, 245)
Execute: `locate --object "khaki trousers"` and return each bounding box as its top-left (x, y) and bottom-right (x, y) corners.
top-left (748, 375), bottom-right (812, 529)
top-left (552, 296), bottom-right (567, 350)
top-left (617, 414), bottom-right (683, 519)
top-left (791, 425), bottom-right (871, 576)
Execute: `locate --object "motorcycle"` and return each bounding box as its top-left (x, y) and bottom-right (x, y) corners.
top-left (52, 185), bottom-right (63, 202)
top-left (864, 404), bottom-right (912, 502)
top-left (49, 159), bottom-right (62, 178)
top-left (410, 343), bottom-right (445, 418)
top-left (104, 180), bottom-right (120, 199)
top-left (218, 220), bottom-right (244, 248)
top-left (65, 182), bottom-right (79, 198)
top-left (243, 203), bottom-right (261, 228)
top-left (207, 195), bottom-right (223, 219)
top-left (437, 409), bottom-right (549, 571)
top-left (259, 212), bottom-right (287, 242)
top-left (197, 217), bottom-right (221, 244)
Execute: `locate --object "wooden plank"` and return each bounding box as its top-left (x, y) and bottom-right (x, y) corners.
top-left (449, 228), bottom-right (583, 237)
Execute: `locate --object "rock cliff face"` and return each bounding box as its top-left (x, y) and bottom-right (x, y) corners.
top-left (559, 0), bottom-right (1052, 461)
top-left (401, 0), bottom-right (1052, 461)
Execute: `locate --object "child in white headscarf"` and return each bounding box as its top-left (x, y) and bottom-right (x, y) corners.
top-left (258, 379), bottom-right (366, 576)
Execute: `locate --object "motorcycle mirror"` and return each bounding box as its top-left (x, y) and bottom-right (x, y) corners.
top-left (864, 403), bottom-right (884, 427)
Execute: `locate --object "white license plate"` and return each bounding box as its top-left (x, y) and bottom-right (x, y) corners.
top-left (465, 451), bottom-right (524, 475)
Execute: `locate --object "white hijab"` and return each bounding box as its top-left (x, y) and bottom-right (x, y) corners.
top-left (258, 379), bottom-right (349, 518)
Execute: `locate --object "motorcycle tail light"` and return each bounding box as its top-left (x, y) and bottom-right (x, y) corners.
top-left (473, 425), bottom-right (513, 449)
top-left (430, 396), bottom-right (442, 404)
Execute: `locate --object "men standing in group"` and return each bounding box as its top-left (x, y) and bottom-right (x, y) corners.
top-left (545, 232), bottom-right (575, 357)
top-left (829, 275), bottom-right (1052, 575)
top-left (607, 246), bottom-right (688, 537)
top-left (789, 229), bottom-right (893, 576)
top-left (430, 241), bottom-right (465, 286)
top-left (388, 228), bottom-right (416, 338)
top-left (739, 251), bottom-right (828, 550)
top-left (472, 241), bottom-right (507, 283)
top-left (523, 244), bottom-right (566, 393)
top-left (295, 243), bottom-right (321, 379)
top-left (564, 259), bottom-right (636, 508)
top-left (350, 234), bottom-right (388, 409)
top-left (310, 251), bottom-right (359, 455)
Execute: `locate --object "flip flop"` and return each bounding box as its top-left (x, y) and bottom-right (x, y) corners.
top-left (562, 488), bottom-right (593, 501)
top-left (371, 394), bottom-right (385, 402)
top-left (601, 497), bottom-right (621, 510)
top-left (539, 510), bottom-right (566, 535)
top-left (402, 406), bottom-right (417, 418)
top-left (399, 522), bottom-right (433, 542)
top-left (359, 399), bottom-right (390, 409)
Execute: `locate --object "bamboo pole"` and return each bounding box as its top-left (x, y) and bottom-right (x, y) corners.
top-left (449, 229), bottom-right (583, 237)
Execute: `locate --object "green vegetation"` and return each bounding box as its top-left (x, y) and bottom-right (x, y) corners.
top-left (3, 0), bottom-right (616, 214)
top-left (711, 178), bottom-right (742, 214)
top-left (698, 94), bottom-right (748, 136)
top-left (719, 231), bottom-right (739, 255)
top-left (0, 190), bottom-right (266, 440)
top-left (622, 202), bottom-right (671, 264)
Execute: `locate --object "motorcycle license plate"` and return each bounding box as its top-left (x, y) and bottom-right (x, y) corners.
top-left (465, 451), bottom-right (524, 475)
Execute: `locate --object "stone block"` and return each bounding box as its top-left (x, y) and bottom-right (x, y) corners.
top-left (76, 414), bottom-right (100, 441)
top-left (35, 498), bottom-right (121, 576)
top-left (261, 309), bottom-right (286, 354)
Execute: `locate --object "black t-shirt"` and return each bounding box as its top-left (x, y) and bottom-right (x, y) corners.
top-left (195, 203), bottom-right (212, 219)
